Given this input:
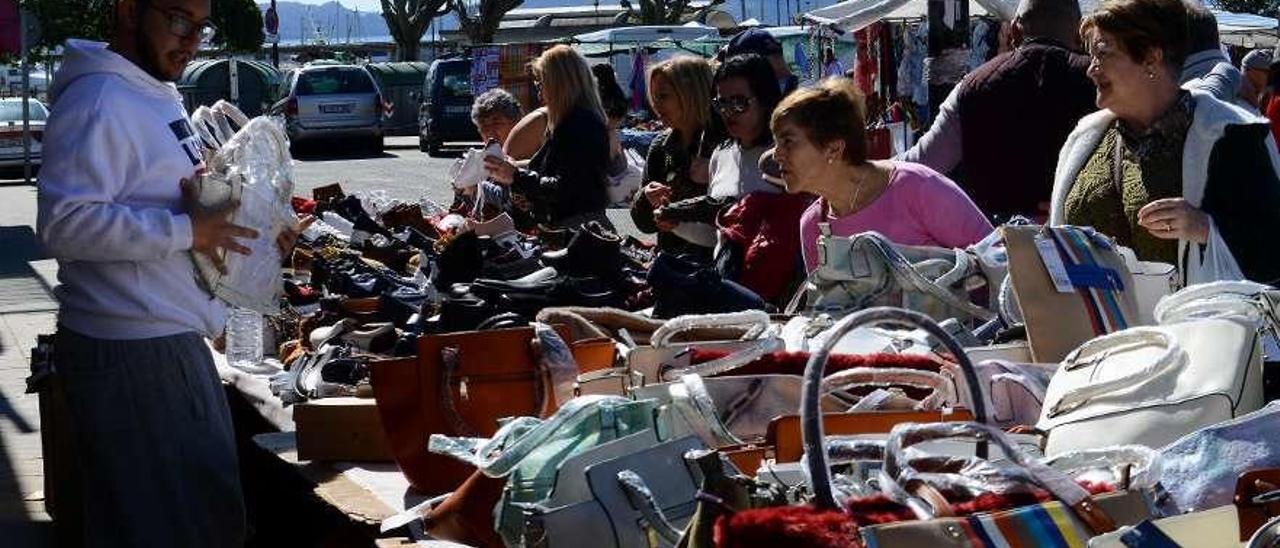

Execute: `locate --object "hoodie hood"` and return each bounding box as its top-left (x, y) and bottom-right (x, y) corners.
top-left (50, 39), bottom-right (182, 105)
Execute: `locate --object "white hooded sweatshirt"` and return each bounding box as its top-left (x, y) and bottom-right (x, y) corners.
top-left (37, 40), bottom-right (225, 340)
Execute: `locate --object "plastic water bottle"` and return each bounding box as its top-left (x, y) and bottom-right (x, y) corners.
top-left (226, 307), bottom-right (264, 372)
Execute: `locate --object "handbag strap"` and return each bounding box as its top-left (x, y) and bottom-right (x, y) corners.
top-left (1048, 328), bottom-right (1184, 418)
top-left (661, 336), bottom-right (783, 381)
top-left (801, 307), bottom-right (988, 511)
top-left (831, 232), bottom-right (997, 321)
top-left (1154, 281), bottom-right (1275, 326)
top-left (532, 323), bottom-right (582, 409)
top-left (668, 374), bottom-right (743, 446)
top-left (821, 367), bottom-right (959, 410)
top-left (650, 310), bottom-right (772, 347)
top-left (427, 395), bottom-right (634, 477)
top-left (616, 469), bottom-right (684, 544)
top-left (883, 422), bottom-right (1120, 535)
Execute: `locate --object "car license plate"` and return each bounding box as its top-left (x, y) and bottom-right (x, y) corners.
top-left (319, 103), bottom-right (352, 114)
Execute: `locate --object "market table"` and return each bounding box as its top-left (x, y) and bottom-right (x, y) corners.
top-left (218, 361), bottom-right (439, 547)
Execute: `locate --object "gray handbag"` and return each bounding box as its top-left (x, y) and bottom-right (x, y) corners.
top-left (788, 229), bottom-right (996, 324)
top-left (519, 436), bottom-right (708, 548)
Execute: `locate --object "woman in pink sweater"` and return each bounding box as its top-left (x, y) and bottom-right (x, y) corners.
top-left (769, 78), bottom-right (995, 272)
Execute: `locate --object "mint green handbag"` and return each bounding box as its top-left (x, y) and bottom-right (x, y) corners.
top-left (428, 395), bottom-right (658, 547)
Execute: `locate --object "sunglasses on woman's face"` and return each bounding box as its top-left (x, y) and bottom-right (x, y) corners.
top-left (712, 95), bottom-right (755, 116)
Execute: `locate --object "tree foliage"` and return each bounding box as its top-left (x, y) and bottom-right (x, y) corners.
top-left (1214, 0), bottom-right (1279, 17)
top-left (618, 0), bottom-right (726, 25)
top-left (448, 0), bottom-right (523, 45)
top-left (379, 0), bottom-right (450, 61)
top-left (17, 0), bottom-right (264, 56)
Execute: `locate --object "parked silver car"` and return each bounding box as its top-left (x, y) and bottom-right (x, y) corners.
top-left (271, 64), bottom-right (386, 152)
top-left (0, 97), bottom-right (46, 171)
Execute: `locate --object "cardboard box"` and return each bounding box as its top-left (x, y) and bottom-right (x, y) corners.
top-left (294, 397), bottom-right (393, 462)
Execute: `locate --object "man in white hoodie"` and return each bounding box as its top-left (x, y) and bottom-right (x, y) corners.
top-left (36, 1), bottom-right (263, 545)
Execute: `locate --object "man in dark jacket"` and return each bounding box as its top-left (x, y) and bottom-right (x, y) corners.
top-left (899, 0), bottom-right (1095, 221)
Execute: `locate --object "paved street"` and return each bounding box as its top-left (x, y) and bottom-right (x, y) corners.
top-left (289, 137), bottom-right (462, 206)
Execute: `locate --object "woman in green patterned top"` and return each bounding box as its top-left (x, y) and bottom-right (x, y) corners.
top-left (1049, 0), bottom-right (1280, 285)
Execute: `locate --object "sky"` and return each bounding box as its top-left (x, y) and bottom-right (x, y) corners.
top-left (288, 0), bottom-right (384, 11)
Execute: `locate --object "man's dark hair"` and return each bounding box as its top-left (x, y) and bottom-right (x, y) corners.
top-left (1016, 0), bottom-right (1083, 46)
top-left (1185, 2), bottom-right (1220, 53)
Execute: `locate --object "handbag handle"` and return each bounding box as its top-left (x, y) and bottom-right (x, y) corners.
top-left (1047, 328), bottom-right (1184, 418)
top-left (616, 469), bottom-right (684, 544)
top-left (827, 232), bottom-right (997, 321)
top-left (1154, 281), bottom-right (1274, 326)
top-left (883, 422), bottom-right (1121, 535)
top-left (668, 374), bottom-right (743, 446)
top-left (802, 307), bottom-right (988, 511)
top-left (659, 336), bottom-right (783, 381)
top-left (650, 310), bottom-right (772, 348)
top-left (427, 395), bottom-right (633, 478)
top-left (821, 367), bottom-right (960, 410)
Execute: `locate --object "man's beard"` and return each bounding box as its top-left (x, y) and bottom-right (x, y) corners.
top-left (135, 30), bottom-right (175, 82)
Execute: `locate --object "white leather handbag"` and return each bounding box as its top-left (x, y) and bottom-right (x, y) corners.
top-left (624, 310), bottom-right (780, 386)
top-left (1038, 319), bottom-right (1264, 456)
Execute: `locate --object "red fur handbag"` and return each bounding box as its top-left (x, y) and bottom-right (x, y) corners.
top-left (713, 308), bottom-right (1151, 548)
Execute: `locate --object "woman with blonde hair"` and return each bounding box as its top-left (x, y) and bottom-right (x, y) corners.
top-left (630, 55), bottom-right (719, 259)
top-left (485, 45), bottom-right (611, 228)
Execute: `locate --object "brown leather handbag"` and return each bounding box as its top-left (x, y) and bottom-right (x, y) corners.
top-left (370, 327), bottom-right (551, 495)
top-left (1235, 469), bottom-right (1280, 540)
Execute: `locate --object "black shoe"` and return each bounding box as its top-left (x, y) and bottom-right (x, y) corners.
top-left (541, 221), bottom-right (623, 280)
top-left (434, 231), bottom-right (483, 291)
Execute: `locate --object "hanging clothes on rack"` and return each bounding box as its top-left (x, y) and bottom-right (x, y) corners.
top-left (794, 41), bottom-right (812, 82)
top-left (629, 47), bottom-right (648, 112)
top-left (853, 23), bottom-right (880, 97)
top-left (878, 23), bottom-right (899, 103)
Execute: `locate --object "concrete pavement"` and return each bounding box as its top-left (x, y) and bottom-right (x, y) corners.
top-left (0, 183), bottom-right (57, 546)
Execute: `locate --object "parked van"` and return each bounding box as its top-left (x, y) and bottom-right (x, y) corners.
top-left (418, 58), bottom-right (479, 156)
top-left (271, 63), bottom-right (386, 152)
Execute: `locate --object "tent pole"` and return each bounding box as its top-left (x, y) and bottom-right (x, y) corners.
top-left (20, 10), bottom-right (31, 185)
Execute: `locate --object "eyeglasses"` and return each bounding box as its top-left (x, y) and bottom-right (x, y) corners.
top-left (148, 5), bottom-right (217, 43)
top-left (712, 95), bottom-right (755, 116)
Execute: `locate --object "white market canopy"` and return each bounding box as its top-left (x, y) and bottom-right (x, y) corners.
top-left (801, 0), bottom-right (1277, 47)
top-left (570, 24), bottom-right (719, 44)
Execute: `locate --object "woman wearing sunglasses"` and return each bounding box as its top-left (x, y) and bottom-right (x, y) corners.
top-left (710, 54), bottom-right (819, 305)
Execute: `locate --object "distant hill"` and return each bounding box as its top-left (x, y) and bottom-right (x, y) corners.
top-left (258, 0), bottom-right (841, 44)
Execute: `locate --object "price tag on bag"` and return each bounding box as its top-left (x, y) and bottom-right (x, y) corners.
top-left (1035, 234), bottom-right (1076, 293)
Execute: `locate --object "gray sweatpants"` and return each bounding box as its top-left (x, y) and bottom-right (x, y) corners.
top-left (53, 328), bottom-right (246, 548)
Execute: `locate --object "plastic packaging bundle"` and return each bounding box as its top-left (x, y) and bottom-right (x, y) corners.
top-left (189, 101), bottom-right (296, 315)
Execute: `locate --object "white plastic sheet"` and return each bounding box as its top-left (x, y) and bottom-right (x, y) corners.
top-left (189, 101), bottom-right (296, 315)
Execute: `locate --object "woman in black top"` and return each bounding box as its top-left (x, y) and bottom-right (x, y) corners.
top-left (630, 56), bottom-right (717, 260)
top-left (485, 45), bottom-right (611, 228)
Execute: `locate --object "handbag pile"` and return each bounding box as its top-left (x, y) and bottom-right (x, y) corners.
top-left (265, 217), bottom-right (1280, 547)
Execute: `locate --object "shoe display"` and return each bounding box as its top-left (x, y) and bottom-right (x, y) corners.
top-left (339, 323), bottom-right (397, 353)
top-left (540, 221), bottom-right (623, 280)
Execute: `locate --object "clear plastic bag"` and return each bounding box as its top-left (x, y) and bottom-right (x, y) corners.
top-left (189, 102), bottom-right (295, 315)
